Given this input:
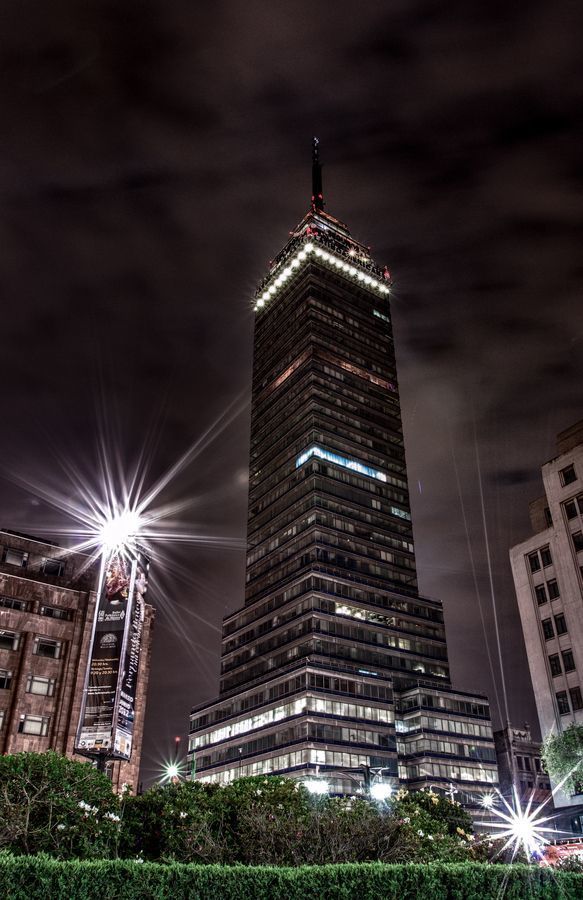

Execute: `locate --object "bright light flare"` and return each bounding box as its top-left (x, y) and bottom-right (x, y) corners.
top-left (99, 508), bottom-right (143, 555)
top-left (480, 791), bottom-right (497, 810)
top-left (304, 778), bottom-right (329, 795)
top-left (159, 758), bottom-right (187, 784)
top-left (370, 781), bottom-right (393, 802)
top-left (484, 786), bottom-right (557, 860)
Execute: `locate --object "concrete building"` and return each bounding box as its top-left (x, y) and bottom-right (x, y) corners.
top-left (188, 143), bottom-right (498, 805)
top-left (493, 722), bottom-right (552, 808)
top-left (509, 421), bottom-right (583, 831)
top-left (0, 529), bottom-right (154, 792)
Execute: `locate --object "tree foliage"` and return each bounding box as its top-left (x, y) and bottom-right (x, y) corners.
top-left (122, 777), bottom-right (480, 865)
top-left (542, 724), bottom-right (583, 796)
top-left (0, 752), bottom-right (122, 859)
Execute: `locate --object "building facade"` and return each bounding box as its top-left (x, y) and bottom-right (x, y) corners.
top-left (493, 723), bottom-right (552, 809)
top-left (0, 529), bottom-right (154, 792)
top-left (510, 421), bottom-right (583, 827)
top-left (189, 145), bottom-right (498, 803)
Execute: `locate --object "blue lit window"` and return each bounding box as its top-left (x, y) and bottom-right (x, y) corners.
top-left (295, 445), bottom-right (387, 483)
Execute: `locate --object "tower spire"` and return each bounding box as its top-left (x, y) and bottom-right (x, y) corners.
top-left (311, 136), bottom-right (324, 211)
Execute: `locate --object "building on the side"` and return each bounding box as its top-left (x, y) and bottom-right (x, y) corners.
top-left (188, 141), bottom-right (498, 806)
top-left (509, 420), bottom-right (583, 832)
top-left (493, 722), bottom-right (552, 809)
top-left (0, 529), bottom-right (154, 793)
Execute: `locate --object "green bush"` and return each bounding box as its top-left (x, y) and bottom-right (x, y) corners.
top-left (0, 856), bottom-right (581, 900)
top-left (122, 777), bottom-right (476, 865)
top-left (0, 752), bottom-right (121, 859)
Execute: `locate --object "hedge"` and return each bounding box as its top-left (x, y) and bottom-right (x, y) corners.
top-left (0, 857), bottom-right (581, 900)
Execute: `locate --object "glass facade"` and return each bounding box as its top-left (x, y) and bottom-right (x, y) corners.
top-left (189, 195), bottom-right (497, 803)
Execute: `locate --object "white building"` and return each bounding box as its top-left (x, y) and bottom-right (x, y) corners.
top-left (510, 421), bottom-right (583, 830)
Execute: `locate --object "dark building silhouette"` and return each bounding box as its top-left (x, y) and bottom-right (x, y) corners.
top-left (188, 144), bottom-right (498, 802)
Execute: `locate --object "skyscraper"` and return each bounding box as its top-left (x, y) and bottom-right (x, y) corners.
top-left (188, 143), bottom-right (498, 802)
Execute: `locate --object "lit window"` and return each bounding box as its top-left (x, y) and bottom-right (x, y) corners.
top-left (296, 445), bottom-right (388, 483)
top-left (549, 654), bottom-right (562, 677)
top-left (542, 619), bottom-right (554, 640)
top-left (560, 464), bottom-right (577, 487)
top-left (562, 650), bottom-right (576, 673)
top-left (26, 675), bottom-right (56, 696)
top-left (0, 631), bottom-right (20, 651)
top-left (556, 691), bottom-right (570, 715)
top-left (33, 637), bottom-right (62, 659)
top-left (2, 548), bottom-right (28, 568)
top-left (18, 714), bottom-right (49, 736)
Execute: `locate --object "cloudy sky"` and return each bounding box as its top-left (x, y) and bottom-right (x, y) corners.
top-left (1, 1), bottom-right (582, 783)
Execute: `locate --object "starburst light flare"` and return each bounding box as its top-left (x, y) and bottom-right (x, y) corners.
top-left (483, 786), bottom-right (557, 861)
top-left (6, 392), bottom-right (249, 578)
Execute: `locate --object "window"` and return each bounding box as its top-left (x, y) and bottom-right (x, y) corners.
top-left (40, 606), bottom-right (72, 622)
top-left (556, 691), bottom-right (570, 715)
top-left (560, 464), bottom-right (577, 486)
top-left (542, 619), bottom-right (554, 640)
top-left (523, 756), bottom-right (532, 771)
top-left (18, 714), bottom-right (49, 736)
top-left (565, 500), bottom-right (578, 520)
top-left (33, 637), bottom-right (62, 659)
top-left (0, 596), bottom-right (28, 612)
top-left (26, 675), bottom-right (56, 696)
top-left (570, 687), bottom-right (583, 711)
top-left (2, 548), bottom-right (28, 568)
top-left (549, 654), bottom-right (562, 677)
top-left (516, 756), bottom-right (523, 769)
top-left (0, 631), bottom-right (20, 651)
top-left (0, 669), bottom-right (12, 690)
top-left (555, 614), bottom-right (568, 636)
top-left (541, 547), bottom-right (552, 567)
top-left (0, 710), bottom-right (4, 730)
top-left (535, 585), bottom-right (547, 605)
top-left (528, 553), bottom-right (541, 573)
top-left (573, 532), bottom-right (583, 552)
top-left (562, 650), bottom-right (576, 673)
top-left (544, 507), bottom-right (553, 527)
top-left (547, 580), bottom-right (560, 600)
top-left (42, 558), bottom-right (65, 577)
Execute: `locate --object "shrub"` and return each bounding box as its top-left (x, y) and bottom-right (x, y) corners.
top-left (0, 752), bottom-right (121, 859)
top-left (0, 857), bottom-right (582, 900)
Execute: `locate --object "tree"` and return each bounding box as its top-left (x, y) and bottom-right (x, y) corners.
top-left (0, 752), bottom-right (122, 859)
top-left (542, 724), bottom-right (583, 796)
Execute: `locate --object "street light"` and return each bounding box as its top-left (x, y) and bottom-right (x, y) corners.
top-left (369, 780), bottom-right (393, 802)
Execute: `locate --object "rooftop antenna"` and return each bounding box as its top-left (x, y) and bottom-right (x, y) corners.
top-left (311, 137), bottom-right (324, 211)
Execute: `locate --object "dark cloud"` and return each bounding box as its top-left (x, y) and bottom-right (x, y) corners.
top-left (1, 0), bottom-right (582, 779)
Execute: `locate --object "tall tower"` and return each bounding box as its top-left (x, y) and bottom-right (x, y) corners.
top-left (188, 144), bottom-right (498, 801)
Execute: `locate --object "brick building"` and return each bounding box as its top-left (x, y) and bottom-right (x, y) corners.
top-left (0, 529), bottom-right (154, 792)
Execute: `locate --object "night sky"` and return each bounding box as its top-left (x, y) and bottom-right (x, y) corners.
top-left (1, 1), bottom-right (583, 785)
